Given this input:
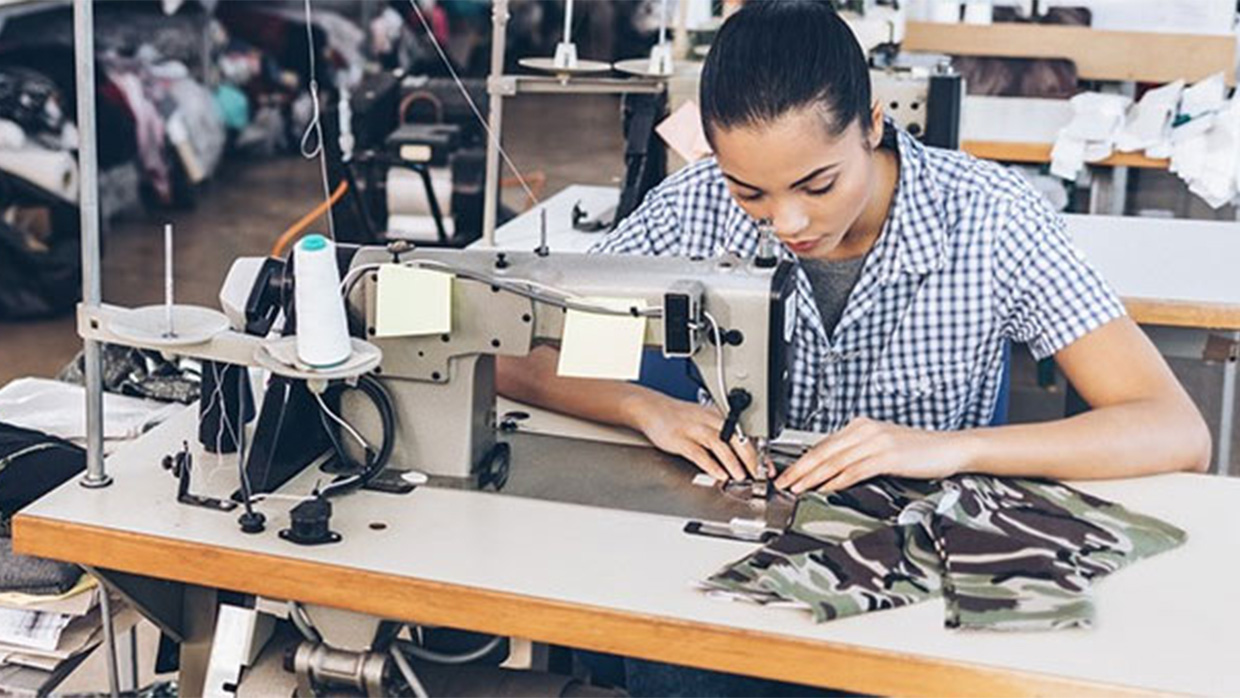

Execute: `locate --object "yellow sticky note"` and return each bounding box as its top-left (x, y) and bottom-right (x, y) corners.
top-left (375, 264), bottom-right (453, 337)
top-left (557, 297), bottom-right (647, 380)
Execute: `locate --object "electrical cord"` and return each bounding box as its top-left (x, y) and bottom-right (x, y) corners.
top-left (396, 631), bottom-right (504, 665)
top-left (288, 601), bottom-right (322, 644)
top-left (314, 374), bottom-right (396, 498)
top-left (390, 644), bottom-right (430, 698)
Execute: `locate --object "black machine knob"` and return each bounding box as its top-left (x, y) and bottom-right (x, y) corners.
top-left (279, 497), bottom-right (341, 545)
top-left (718, 389), bottom-right (753, 442)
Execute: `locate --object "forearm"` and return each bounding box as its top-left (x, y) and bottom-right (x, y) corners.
top-left (495, 345), bottom-right (657, 430)
top-left (957, 398), bottom-right (1211, 480)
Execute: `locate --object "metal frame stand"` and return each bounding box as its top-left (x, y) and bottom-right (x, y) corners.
top-left (481, 0), bottom-right (664, 246)
top-left (73, 2), bottom-right (121, 696)
top-left (1218, 331), bottom-right (1238, 475)
top-left (74, 0), bottom-right (108, 490)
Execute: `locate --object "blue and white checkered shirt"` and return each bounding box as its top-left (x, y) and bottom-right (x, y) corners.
top-left (592, 125), bottom-right (1126, 433)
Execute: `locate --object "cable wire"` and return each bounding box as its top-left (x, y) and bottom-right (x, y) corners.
top-left (396, 634), bottom-right (504, 665)
top-left (390, 645), bottom-right (430, 698)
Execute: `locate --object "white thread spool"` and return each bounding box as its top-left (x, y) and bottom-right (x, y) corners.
top-left (294, 234), bottom-right (351, 368)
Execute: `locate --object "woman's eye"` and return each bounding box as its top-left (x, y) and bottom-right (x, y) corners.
top-left (737, 191), bottom-right (765, 202)
top-left (805, 183), bottom-right (835, 197)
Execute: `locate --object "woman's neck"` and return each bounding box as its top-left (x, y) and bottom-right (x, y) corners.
top-left (828, 147), bottom-right (900, 261)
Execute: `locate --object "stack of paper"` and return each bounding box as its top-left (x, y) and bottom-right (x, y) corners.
top-left (0, 575), bottom-right (129, 672)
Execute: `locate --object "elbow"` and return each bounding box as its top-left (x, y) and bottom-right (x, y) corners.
top-left (1186, 417), bottom-right (1212, 474)
top-left (1177, 404), bottom-right (1212, 474)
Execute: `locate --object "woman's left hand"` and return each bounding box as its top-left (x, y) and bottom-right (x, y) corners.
top-left (773, 417), bottom-right (978, 494)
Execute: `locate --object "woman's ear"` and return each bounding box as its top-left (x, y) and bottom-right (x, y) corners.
top-left (868, 101), bottom-right (884, 149)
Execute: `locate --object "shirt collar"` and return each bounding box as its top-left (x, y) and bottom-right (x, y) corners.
top-left (879, 123), bottom-right (950, 282)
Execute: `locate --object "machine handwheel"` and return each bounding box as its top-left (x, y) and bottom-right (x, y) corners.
top-left (478, 442), bottom-right (511, 492)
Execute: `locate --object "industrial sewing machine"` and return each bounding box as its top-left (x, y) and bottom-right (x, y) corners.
top-left (220, 241), bottom-right (797, 502)
top-left (69, 240), bottom-right (800, 695)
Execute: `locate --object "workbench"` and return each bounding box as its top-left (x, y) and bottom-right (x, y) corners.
top-left (12, 404), bottom-right (1240, 697)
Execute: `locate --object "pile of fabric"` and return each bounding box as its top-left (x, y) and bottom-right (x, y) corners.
top-left (701, 475), bottom-right (1185, 630)
top-left (1050, 72), bottom-right (1240, 208)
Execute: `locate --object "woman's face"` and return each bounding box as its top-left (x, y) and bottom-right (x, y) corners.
top-left (711, 106), bottom-right (884, 259)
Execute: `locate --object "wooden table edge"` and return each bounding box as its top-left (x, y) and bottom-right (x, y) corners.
top-left (1124, 297), bottom-right (1240, 331)
top-left (13, 514), bottom-right (1165, 698)
top-left (961, 141), bottom-right (1169, 169)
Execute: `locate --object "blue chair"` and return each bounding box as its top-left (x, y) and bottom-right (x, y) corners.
top-left (635, 349), bottom-right (701, 402)
top-left (989, 340), bottom-right (1012, 427)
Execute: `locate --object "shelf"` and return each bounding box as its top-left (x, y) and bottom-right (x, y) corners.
top-left (904, 21), bottom-right (1236, 84)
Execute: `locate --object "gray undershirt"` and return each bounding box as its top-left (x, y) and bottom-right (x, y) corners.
top-left (801, 256), bottom-right (868, 337)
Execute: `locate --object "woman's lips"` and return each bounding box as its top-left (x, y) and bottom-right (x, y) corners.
top-left (786, 237), bottom-right (822, 253)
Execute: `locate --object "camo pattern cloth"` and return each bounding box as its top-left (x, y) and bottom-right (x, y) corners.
top-left (702, 476), bottom-right (1185, 631)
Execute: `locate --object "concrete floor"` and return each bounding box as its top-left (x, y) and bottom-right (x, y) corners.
top-left (2, 90), bottom-right (1237, 693)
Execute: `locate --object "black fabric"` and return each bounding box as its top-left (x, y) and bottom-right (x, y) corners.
top-left (0, 537), bottom-right (79, 595)
top-left (58, 343), bottom-right (200, 404)
top-left (0, 422), bottom-right (84, 521)
top-left (0, 216), bottom-right (80, 320)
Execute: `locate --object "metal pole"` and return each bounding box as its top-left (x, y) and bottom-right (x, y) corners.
top-left (98, 588), bottom-right (121, 698)
top-left (1217, 331), bottom-right (1238, 475)
top-left (481, 0), bottom-right (509, 246)
top-left (129, 627), bottom-right (140, 691)
top-left (75, 0), bottom-right (110, 489)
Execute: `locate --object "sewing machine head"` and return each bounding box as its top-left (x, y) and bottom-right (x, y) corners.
top-left (338, 245), bottom-right (797, 482)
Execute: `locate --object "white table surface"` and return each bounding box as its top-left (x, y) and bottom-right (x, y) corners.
top-left (16, 408), bottom-right (1240, 696)
top-left (1066, 213), bottom-right (1240, 308)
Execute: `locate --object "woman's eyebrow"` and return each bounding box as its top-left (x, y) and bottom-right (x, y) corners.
top-left (722, 171), bottom-right (762, 192)
top-left (722, 163), bottom-right (842, 193)
top-left (788, 163), bottom-right (841, 189)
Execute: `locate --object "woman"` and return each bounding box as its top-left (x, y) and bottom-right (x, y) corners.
top-left (498, 0), bottom-right (1209, 496)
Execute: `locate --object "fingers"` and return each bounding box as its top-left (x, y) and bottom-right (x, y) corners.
top-left (732, 433), bottom-right (763, 479)
top-left (703, 433), bottom-right (748, 481)
top-left (680, 443), bottom-right (729, 481)
top-left (817, 458), bottom-right (879, 493)
top-left (787, 440), bottom-right (871, 493)
top-left (775, 426), bottom-right (863, 490)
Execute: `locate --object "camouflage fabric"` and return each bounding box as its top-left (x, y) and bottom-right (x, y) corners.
top-left (702, 475), bottom-right (1185, 631)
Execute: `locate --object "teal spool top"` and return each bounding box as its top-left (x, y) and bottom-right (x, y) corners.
top-left (300, 234), bottom-right (328, 251)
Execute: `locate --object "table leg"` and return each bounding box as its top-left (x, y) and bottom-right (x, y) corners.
top-left (1218, 332), bottom-right (1238, 475)
top-left (179, 586), bottom-right (220, 697)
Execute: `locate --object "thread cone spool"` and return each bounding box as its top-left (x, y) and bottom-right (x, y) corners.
top-left (294, 235), bottom-right (352, 368)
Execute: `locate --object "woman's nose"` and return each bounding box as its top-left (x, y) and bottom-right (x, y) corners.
top-left (772, 201), bottom-right (810, 237)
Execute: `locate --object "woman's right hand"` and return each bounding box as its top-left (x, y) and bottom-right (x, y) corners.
top-left (623, 391), bottom-right (763, 482)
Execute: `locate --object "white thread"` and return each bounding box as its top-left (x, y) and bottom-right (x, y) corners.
top-left (405, 0), bottom-right (539, 206)
top-left (294, 235), bottom-right (352, 367)
top-left (301, 0), bottom-right (336, 239)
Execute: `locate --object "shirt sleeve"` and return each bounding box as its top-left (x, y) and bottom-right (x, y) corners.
top-left (999, 196), bottom-right (1127, 360)
top-left (589, 186), bottom-right (683, 256)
